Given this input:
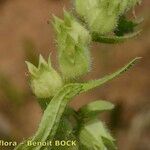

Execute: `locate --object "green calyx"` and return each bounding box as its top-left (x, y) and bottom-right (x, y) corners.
top-left (75, 0), bottom-right (141, 34)
top-left (79, 119), bottom-right (116, 150)
top-left (26, 55), bottom-right (63, 98)
top-left (53, 11), bottom-right (91, 80)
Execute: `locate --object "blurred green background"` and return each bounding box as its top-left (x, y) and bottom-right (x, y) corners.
top-left (0, 0), bottom-right (149, 150)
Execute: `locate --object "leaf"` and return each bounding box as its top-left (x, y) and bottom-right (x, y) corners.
top-left (79, 119), bottom-right (116, 150)
top-left (15, 83), bottom-right (83, 150)
top-left (78, 100), bottom-right (114, 118)
top-left (82, 57), bottom-right (141, 92)
top-left (92, 30), bottom-right (141, 44)
top-left (14, 57), bottom-right (140, 150)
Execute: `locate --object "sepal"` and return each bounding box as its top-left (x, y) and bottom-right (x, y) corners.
top-left (26, 55), bottom-right (63, 98)
top-left (53, 11), bottom-right (91, 80)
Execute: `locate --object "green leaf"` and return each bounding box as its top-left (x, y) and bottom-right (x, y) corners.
top-left (82, 57), bottom-right (141, 92)
top-left (92, 30), bottom-right (141, 44)
top-left (14, 57), bottom-right (140, 150)
top-left (78, 100), bottom-right (114, 118)
top-left (79, 119), bottom-right (116, 150)
top-left (15, 84), bottom-right (83, 150)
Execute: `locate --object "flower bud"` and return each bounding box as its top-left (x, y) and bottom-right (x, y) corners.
top-left (53, 11), bottom-right (91, 80)
top-left (75, 0), bottom-right (141, 34)
top-left (26, 55), bottom-right (63, 98)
